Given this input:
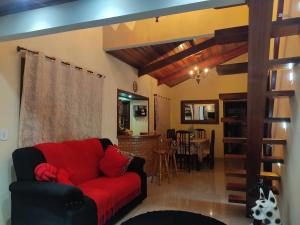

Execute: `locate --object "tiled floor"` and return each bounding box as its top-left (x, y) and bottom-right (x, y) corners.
top-left (118, 159), bottom-right (251, 225)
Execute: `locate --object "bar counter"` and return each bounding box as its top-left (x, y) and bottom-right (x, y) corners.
top-left (118, 134), bottom-right (161, 176)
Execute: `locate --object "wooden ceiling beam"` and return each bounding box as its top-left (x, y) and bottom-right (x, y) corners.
top-left (158, 43), bottom-right (248, 86)
top-left (216, 56), bottom-right (300, 75)
top-left (215, 17), bottom-right (300, 44)
top-left (138, 38), bottom-right (215, 76)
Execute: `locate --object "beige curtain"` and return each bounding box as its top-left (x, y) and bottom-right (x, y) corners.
top-left (19, 51), bottom-right (104, 147)
top-left (154, 95), bottom-right (171, 137)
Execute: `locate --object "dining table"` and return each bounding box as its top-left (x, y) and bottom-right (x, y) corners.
top-left (190, 137), bottom-right (210, 163)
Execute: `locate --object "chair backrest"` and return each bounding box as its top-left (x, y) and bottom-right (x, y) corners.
top-left (209, 130), bottom-right (215, 169)
top-left (176, 130), bottom-right (191, 146)
top-left (195, 128), bottom-right (206, 139)
top-left (166, 129), bottom-right (176, 140)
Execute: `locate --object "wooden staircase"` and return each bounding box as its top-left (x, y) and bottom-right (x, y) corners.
top-left (215, 0), bottom-right (300, 219)
top-left (221, 91), bottom-right (293, 205)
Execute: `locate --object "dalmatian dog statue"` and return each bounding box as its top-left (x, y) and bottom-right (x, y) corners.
top-left (250, 188), bottom-right (281, 225)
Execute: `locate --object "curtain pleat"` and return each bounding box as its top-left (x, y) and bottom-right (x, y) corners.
top-left (19, 52), bottom-right (104, 147)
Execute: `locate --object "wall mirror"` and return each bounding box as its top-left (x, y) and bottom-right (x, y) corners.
top-left (181, 100), bottom-right (219, 124)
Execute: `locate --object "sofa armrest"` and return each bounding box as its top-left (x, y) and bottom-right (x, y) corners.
top-left (10, 181), bottom-right (84, 205)
top-left (127, 156), bottom-right (145, 174)
top-left (127, 157), bottom-right (147, 198)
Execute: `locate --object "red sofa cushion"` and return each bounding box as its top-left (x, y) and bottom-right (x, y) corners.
top-left (34, 163), bottom-right (57, 182)
top-left (35, 138), bottom-right (104, 185)
top-left (98, 146), bottom-right (129, 177)
top-left (78, 172), bottom-right (141, 213)
top-left (34, 163), bottom-right (73, 185)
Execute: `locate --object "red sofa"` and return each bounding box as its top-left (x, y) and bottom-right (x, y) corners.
top-left (10, 138), bottom-right (147, 225)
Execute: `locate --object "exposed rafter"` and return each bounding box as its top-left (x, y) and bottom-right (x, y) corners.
top-left (215, 17), bottom-right (300, 44)
top-left (138, 38), bottom-right (215, 76)
top-left (158, 43), bottom-right (248, 86)
top-left (216, 56), bottom-right (300, 75)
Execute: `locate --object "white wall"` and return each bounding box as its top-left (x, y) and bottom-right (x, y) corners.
top-left (130, 100), bottom-right (149, 135)
top-left (0, 27), bottom-right (171, 225)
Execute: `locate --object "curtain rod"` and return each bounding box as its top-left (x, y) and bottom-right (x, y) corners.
top-left (17, 46), bottom-right (106, 78)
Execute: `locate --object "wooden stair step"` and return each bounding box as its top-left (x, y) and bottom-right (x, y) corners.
top-left (221, 117), bottom-right (246, 124)
top-left (225, 169), bottom-right (281, 180)
top-left (266, 90), bottom-right (295, 98)
top-left (225, 169), bottom-right (246, 178)
top-left (260, 172), bottom-right (281, 181)
top-left (262, 156), bottom-right (284, 163)
top-left (228, 194), bottom-right (246, 204)
top-left (263, 138), bottom-right (287, 145)
top-left (226, 182), bottom-right (279, 194)
top-left (264, 117), bottom-right (291, 123)
top-left (223, 137), bottom-right (286, 145)
top-left (224, 154), bottom-right (246, 160)
top-left (225, 154), bottom-right (284, 163)
top-left (223, 137), bottom-right (247, 144)
top-left (226, 182), bottom-right (247, 192)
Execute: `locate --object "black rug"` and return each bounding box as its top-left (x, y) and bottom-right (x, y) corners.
top-left (121, 210), bottom-right (226, 225)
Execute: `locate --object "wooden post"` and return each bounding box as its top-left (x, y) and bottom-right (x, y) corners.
top-left (246, 0), bottom-right (274, 215)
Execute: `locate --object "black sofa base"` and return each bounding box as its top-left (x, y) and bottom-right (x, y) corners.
top-left (105, 194), bottom-right (145, 225)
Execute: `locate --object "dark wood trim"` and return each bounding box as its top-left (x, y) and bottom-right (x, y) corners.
top-left (216, 62), bottom-right (248, 75)
top-left (216, 56), bottom-right (300, 75)
top-left (138, 38), bottom-right (215, 76)
top-left (246, 0), bottom-right (274, 215)
top-left (219, 92), bottom-right (247, 101)
top-left (214, 17), bottom-right (300, 44)
top-left (180, 99), bottom-right (219, 124)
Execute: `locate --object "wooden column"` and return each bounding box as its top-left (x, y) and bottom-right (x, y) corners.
top-left (246, 0), bottom-right (274, 214)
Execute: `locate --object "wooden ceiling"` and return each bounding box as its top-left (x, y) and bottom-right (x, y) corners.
top-left (107, 37), bottom-right (248, 87)
top-left (0, 0), bottom-right (76, 16)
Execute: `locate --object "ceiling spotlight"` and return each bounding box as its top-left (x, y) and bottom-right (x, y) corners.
top-left (204, 68), bottom-right (209, 73)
